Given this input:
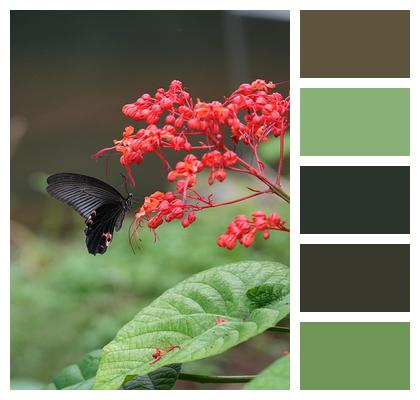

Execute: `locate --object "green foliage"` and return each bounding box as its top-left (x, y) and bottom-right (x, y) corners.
top-left (244, 355), bottom-right (290, 389)
top-left (94, 261), bottom-right (289, 389)
top-left (123, 364), bottom-right (181, 390)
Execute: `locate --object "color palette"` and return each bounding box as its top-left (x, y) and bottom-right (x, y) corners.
top-left (300, 88), bottom-right (410, 156)
top-left (300, 244), bottom-right (410, 312)
top-left (300, 166), bottom-right (410, 234)
top-left (299, 9), bottom-right (411, 391)
top-left (300, 10), bottom-right (410, 78)
top-left (300, 322), bottom-right (410, 389)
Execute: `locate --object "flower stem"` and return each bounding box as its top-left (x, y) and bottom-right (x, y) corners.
top-left (271, 185), bottom-right (290, 203)
top-left (178, 372), bottom-right (255, 384)
top-left (201, 130), bottom-right (290, 203)
top-left (267, 326), bottom-right (290, 333)
top-left (195, 190), bottom-right (270, 210)
top-left (275, 133), bottom-right (285, 186)
top-left (234, 155), bottom-right (290, 203)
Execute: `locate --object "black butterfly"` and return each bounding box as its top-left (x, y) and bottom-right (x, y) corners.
top-left (46, 173), bottom-right (133, 255)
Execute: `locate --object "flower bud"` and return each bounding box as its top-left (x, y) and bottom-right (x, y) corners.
top-left (160, 97), bottom-right (173, 110)
top-left (166, 114), bottom-right (176, 124)
top-left (148, 215), bottom-right (163, 229)
top-left (214, 169), bottom-right (227, 182)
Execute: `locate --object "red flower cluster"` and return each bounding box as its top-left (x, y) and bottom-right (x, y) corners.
top-left (136, 191), bottom-right (196, 231)
top-left (226, 80), bottom-right (290, 147)
top-left (95, 80), bottom-right (290, 249)
top-left (217, 211), bottom-right (289, 249)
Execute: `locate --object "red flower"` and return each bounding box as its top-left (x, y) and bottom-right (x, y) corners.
top-left (167, 154), bottom-right (203, 189)
top-left (95, 80), bottom-right (290, 248)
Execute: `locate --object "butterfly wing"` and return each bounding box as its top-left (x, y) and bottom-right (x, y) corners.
top-left (46, 173), bottom-right (125, 219)
top-left (84, 203), bottom-right (125, 255)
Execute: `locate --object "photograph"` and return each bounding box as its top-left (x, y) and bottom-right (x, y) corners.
top-left (10, 10), bottom-right (290, 390)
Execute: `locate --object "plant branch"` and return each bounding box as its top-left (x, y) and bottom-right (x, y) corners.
top-left (186, 189), bottom-right (271, 210)
top-left (275, 133), bottom-right (285, 186)
top-left (234, 155), bottom-right (290, 203)
top-left (178, 372), bottom-right (255, 384)
top-left (197, 129), bottom-right (290, 204)
top-left (267, 326), bottom-right (290, 333)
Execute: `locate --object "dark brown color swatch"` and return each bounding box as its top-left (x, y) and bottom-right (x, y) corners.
top-left (300, 10), bottom-right (410, 77)
top-left (300, 244), bottom-right (410, 312)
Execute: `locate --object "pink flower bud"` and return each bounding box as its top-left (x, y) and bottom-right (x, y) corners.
top-left (181, 219), bottom-right (190, 228)
top-left (214, 169), bottom-right (227, 182)
top-left (240, 230), bottom-right (256, 247)
top-left (148, 215), bottom-right (163, 229)
top-left (174, 117), bottom-right (184, 128)
top-left (160, 97), bottom-right (173, 109)
top-left (223, 151), bottom-right (238, 166)
top-left (166, 114), bottom-right (176, 124)
top-left (167, 171), bottom-right (178, 181)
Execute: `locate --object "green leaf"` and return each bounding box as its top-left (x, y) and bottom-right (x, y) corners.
top-left (49, 350), bottom-right (181, 390)
top-left (123, 364), bottom-right (181, 390)
top-left (51, 350), bottom-right (101, 389)
top-left (244, 355), bottom-right (290, 389)
top-left (94, 261), bottom-right (289, 389)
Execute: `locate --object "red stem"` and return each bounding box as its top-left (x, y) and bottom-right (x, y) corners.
top-left (185, 190), bottom-right (270, 211)
top-left (202, 129), bottom-right (290, 203)
top-left (276, 133), bottom-right (285, 186)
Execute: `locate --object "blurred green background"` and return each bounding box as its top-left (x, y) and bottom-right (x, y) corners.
top-left (10, 10), bottom-right (290, 389)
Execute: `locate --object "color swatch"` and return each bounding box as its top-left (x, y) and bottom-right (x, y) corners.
top-left (300, 322), bottom-right (410, 389)
top-left (300, 10), bottom-right (410, 78)
top-left (300, 166), bottom-right (410, 234)
top-left (300, 244), bottom-right (410, 312)
top-left (300, 88), bottom-right (410, 156)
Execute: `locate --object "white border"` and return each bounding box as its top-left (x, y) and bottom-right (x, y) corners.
top-left (3, 1), bottom-right (419, 399)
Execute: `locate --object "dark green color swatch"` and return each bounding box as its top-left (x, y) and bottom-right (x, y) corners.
top-left (300, 244), bottom-right (410, 312)
top-left (300, 11), bottom-right (410, 78)
top-left (300, 322), bottom-right (410, 389)
top-left (300, 166), bottom-right (410, 234)
top-left (300, 89), bottom-right (410, 156)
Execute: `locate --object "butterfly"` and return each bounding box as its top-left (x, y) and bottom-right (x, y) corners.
top-left (46, 173), bottom-right (133, 255)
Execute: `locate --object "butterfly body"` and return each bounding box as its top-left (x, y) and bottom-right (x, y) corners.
top-left (46, 173), bottom-right (132, 255)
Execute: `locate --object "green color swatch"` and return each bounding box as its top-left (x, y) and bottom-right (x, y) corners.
top-left (300, 88), bottom-right (410, 156)
top-left (300, 322), bottom-right (410, 389)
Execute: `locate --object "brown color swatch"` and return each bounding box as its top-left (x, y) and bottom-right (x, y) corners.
top-left (300, 244), bottom-right (410, 312)
top-left (300, 10), bottom-right (410, 78)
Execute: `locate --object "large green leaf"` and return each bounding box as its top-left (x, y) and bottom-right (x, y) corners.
top-left (94, 261), bottom-right (289, 389)
top-left (244, 355), bottom-right (290, 389)
top-left (48, 350), bottom-right (181, 390)
top-left (49, 350), bottom-right (101, 389)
